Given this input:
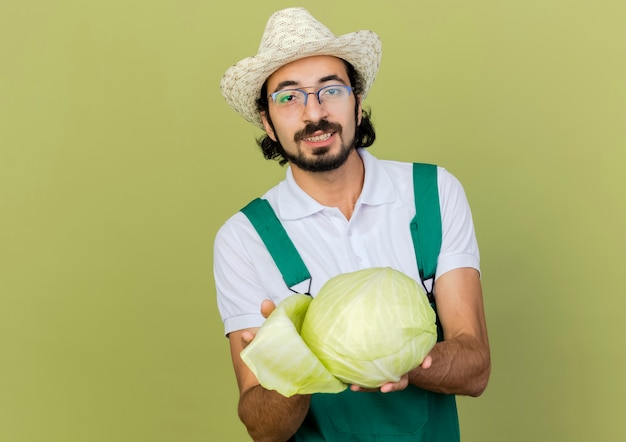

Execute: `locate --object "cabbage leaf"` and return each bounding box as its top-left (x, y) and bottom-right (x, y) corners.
top-left (240, 293), bottom-right (347, 397)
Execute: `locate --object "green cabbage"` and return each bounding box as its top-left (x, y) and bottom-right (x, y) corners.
top-left (240, 267), bottom-right (437, 396)
top-left (301, 267), bottom-right (437, 388)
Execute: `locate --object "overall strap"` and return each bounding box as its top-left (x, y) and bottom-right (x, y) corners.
top-left (410, 163), bottom-right (442, 284)
top-left (240, 198), bottom-right (311, 289)
top-left (410, 163), bottom-right (444, 340)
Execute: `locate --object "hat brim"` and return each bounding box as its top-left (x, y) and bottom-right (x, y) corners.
top-left (220, 30), bottom-right (382, 129)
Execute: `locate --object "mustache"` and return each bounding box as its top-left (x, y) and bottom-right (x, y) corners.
top-left (294, 120), bottom-right (342, 142)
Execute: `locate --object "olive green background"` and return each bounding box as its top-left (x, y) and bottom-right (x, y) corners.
top-left (1, 0), bottom-right (624, 441)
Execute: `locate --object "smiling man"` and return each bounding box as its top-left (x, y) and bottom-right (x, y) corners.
top-left (215, 7), bottom-right (490, 442)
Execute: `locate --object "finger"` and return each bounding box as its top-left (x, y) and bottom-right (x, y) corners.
top-left (420, 354), bottom-right (433, 369)
top-left (260, 299), bottom-right (276, 318)
top-left (241, 330), bottom-right (256, 348)
top-left (380, 374), bottom-right (409, 393)
top-left (379, 381), bottom-right (403, 393)
top-left (379, 383), bottom-right (395, 393)
top-left (349, 385), bottom-right (378, 393)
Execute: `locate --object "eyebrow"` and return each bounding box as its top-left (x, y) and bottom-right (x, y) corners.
top-left (272, 75), bottom-right (348, 93)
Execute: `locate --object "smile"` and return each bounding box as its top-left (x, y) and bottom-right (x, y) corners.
top-left (302, 132), bottom-right (333, 143)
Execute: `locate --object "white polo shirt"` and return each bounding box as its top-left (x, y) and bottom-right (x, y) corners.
top-left (214, 149), bottom-right (480, 335)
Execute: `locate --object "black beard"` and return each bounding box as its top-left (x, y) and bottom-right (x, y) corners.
top-left (281, 120), bottom-right (355, 173)
top-left (283, 143), bottom-right (354, 172)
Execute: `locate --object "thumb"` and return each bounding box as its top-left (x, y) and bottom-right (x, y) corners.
top-left (260, 299), bottom-right (276, 318)
top-left (420, 354), bottom-right (433, 369)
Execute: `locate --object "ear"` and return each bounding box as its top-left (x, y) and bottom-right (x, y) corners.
top-left (356, 95), bottom-right (363, 126)
top-left (260, 111), bottom-right (277, 142)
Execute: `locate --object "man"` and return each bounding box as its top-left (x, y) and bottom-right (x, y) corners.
top-left (215, 7), bottom-right (490, 441)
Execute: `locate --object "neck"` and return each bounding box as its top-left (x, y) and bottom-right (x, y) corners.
top-left (291, 149), bottom-right (364, 220)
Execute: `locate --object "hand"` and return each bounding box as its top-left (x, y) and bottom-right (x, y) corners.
top-left (349, 355), bottom-right (433, 393)
top-left (349, 374), bottom-right (409, 393)
top-left (240, 299), bottom-right (277, 349)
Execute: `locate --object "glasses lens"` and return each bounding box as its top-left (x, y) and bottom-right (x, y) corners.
top-left (319, 85), bottom-right (350, 103)
top-left (273, 90), bottom-right (305, 106)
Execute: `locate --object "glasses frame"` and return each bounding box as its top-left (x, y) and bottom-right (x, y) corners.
top-left (268, 84), bottom-right (353, 110)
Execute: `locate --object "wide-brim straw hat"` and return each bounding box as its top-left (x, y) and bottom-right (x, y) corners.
top-left (220, 7), bottom-right (382, 129)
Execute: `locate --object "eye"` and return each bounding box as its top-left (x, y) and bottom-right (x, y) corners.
top-left (320, 86), bottom-right (346, 98)
top-left (274, 90), bottom-right (302, 105)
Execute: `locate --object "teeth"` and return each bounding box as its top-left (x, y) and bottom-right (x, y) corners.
top-left (303, 133), bottom-right (332, 142)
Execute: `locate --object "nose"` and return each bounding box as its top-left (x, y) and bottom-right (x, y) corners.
top-left (302, 91), bottom-right (328, 121)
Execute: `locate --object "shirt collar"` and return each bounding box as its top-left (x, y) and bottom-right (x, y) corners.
top-left (276, 149), bottom-right (397, 220)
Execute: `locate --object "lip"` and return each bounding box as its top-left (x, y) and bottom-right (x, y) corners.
top-left (300, 131), bottom-right (335, 147)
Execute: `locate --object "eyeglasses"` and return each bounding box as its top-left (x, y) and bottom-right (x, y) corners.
top-left (268, 85), bottom-right (353, 116)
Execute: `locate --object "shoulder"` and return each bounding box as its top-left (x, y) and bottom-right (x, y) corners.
top-left (214, 181), bottom-right (284, 244)
top-left (370, 153), bottom-right (465, 199)
top-left (213, 211), bottom-right (257, 262)
top-left (435, 167), bottom-right (472, 211)
top-left (362, 150), bottom-right (460, 186)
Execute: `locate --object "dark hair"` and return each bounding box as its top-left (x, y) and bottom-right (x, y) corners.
top-left (255, 59), bottom-right (376, 166)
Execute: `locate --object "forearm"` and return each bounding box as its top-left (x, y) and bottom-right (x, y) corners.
top-left (238, 385), bottom-right (310, 442)
top-left (409, 334), bottom-right (490, 397)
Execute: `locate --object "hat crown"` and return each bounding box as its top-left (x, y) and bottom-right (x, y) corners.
top-left (258, 8), bottom-right (336, 54)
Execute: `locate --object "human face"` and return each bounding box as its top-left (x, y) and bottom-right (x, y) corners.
top-left (261, 56), bottom-right (362, 172)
